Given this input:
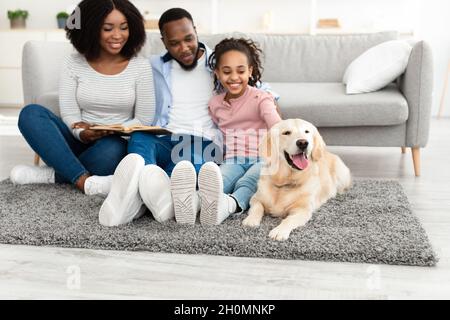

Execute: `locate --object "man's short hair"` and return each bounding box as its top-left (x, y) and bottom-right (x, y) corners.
top-left (66, 0), bottom-right (146, 61)
top-left (158, 8), bottom-right (194, 35)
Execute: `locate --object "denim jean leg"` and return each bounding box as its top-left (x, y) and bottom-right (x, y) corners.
top-left (219, 162), bottom-right (246, 194)
top-left (191, 137), bottom-right (219, 174)
top-left (231, 162), bottom-right (262, 211)
top-left (18, 104), bottom-right (89, 184)
top-left (78, 135), bottom-right (128, 176)
top-left (128, 132), bottom-right (173, 167)
top-left (164, 135), bottom-right (215, 176)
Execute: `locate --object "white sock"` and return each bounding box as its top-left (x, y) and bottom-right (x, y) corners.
top-left (84, 175), bottom-right (113, 196)
top-left (216, 193), bottom-right (237, 222)
top-left (227, 195), bottom-right (238, 214)
top-left (10, 165), bottom-right (55, 185)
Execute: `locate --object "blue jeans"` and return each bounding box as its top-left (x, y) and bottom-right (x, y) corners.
top-left (220, 157), bottom-right (262, 212)
top-left (128, 132), bottom-right (221, 176)
top-left (18, 104), bottom-right (128, 184)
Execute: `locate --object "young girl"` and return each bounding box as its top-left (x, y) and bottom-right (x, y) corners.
top-left (170, 38), bottom-right (281, 225)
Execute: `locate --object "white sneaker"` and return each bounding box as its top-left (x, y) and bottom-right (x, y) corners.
top-left (10, 165), bottom-right (55, 185)
top-left (198, 162), bottom-right (236, 225)
top-left (84, 175), bottom-right (113, 196)
top-left (99, 154), bottom-right (146, 227)
top-left (139, 165), bottom-right (174, 223)
top-left (171, 161), bottom-right (200, 224)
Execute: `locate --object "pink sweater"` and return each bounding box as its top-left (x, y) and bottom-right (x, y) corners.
top-left (208, 85), bottom-right (282, 159)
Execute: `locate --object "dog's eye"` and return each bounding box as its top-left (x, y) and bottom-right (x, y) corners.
top-left (305, 130), bottom-right (310, 134)
top-left (282, 131), bottom-right (291, 135)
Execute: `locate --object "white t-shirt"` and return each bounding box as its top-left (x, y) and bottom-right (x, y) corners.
top-left (167, 51), bottom-right (217, 141)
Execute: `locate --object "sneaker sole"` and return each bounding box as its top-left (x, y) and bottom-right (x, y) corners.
top-left (198, 163), bottom-right (223, 225)
top-left (171, 161), bottom-right (197, 224)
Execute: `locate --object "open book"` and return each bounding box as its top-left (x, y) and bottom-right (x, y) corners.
top-left (90, 124), bottom-right (172, 135)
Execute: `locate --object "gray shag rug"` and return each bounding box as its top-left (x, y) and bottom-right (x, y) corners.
top-left (0, 179), bottom-right (437, 266)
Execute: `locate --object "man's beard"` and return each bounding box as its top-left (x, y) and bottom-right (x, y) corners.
top-left (176, 44), bottom-right (200, 71)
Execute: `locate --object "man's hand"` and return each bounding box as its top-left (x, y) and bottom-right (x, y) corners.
top-left (72, 122), bottom-right (115, 143)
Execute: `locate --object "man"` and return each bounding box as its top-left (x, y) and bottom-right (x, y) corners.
top-left (99, 8), bottom-right (222, 227)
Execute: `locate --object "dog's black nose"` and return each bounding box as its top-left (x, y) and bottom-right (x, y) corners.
top-left (296, 139), bottom-right (308, 150)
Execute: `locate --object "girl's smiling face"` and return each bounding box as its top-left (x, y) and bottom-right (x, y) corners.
top-left (215, 50), bottom-right (253, 100)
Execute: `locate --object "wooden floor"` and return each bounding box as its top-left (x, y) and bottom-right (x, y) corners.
top-left (0, 115), bottom-right (449, 299)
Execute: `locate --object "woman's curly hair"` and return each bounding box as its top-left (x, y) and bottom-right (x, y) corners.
top-left (66, 0), bottom-right (146, 61)
top-left (208, 37), bottom-right (263, 92)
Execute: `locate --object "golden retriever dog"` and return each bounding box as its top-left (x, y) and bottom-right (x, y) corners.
top-left (242, 118), bottom-right (352, 241)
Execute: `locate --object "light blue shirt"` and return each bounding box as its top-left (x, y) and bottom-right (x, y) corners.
top-left (150, 42), bottom-right (212, 128)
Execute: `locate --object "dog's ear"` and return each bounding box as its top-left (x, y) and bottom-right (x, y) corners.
top-left (312, 129), bottom-right (326, 161)
top-left (259, 129), bottom-right (273, 164)
top-left (259, 130), bottom-right (272, 160)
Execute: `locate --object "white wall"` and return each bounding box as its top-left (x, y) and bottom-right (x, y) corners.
top-left (0, 0), bottom-right (76, 30)
top-left (315, 0), bottom-right (420, 33)
top-left (415, 0), bottom-right (450, 118)
top-left (1, 0), bottom-right (449, 116)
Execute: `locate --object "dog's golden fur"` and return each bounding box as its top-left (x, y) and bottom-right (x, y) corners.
top-left (243, 119), bottom-right (352, 241)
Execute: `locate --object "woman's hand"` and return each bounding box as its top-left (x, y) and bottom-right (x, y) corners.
top-left (72, 122), bottom-right (115, 143)
top-left (71, 121), bottom-right (91, 130)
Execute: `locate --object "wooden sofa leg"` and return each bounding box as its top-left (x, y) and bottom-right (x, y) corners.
top-left (34, 153), bottom-right (40, 166)
top-left (401, 147), bottom-right (406, 154)
top-left (411, 147), bottom-right (420, 177)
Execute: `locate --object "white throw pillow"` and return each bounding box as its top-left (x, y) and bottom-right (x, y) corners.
top-left (343, 40), bottom-right (412, 94)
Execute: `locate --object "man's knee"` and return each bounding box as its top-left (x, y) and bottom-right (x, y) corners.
top-left (129, 132), bottom-right (159, 144)
top-left (128, 132), bottom-right (161, 153)
top-left (95, 136), bottom-right (127, 160)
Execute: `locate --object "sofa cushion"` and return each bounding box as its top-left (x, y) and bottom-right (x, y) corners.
top-left (344, 40), bottom-right (413, 94)
top-left (246, 31), bottom-right (398, 82)
top-left (270, 82), bottom-right (408, 127)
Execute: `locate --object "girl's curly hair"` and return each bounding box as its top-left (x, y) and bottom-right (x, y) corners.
top-left (208, 37), bottom-right (263, 92)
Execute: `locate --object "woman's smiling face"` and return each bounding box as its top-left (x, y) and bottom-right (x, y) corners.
top-left (99, 9), bottom-right (129, 57)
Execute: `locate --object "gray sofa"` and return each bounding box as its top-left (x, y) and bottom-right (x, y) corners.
top-left (22, 31), bottom-right (433, 176)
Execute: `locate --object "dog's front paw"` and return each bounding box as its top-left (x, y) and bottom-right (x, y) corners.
top-left (269, 225), bottom-right (292, 241)
top-left (242, 215), bottom-right (261, 228)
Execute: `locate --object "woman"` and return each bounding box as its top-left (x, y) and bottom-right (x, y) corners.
top-left (10, 0), bottom-right (155, 196)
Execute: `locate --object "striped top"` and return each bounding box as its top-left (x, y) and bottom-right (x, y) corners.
top-left (59, 53), bottom-right (155, 140)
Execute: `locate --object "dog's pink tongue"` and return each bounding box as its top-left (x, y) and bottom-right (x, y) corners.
top-left (292, 153), bottom-right (309, 170)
